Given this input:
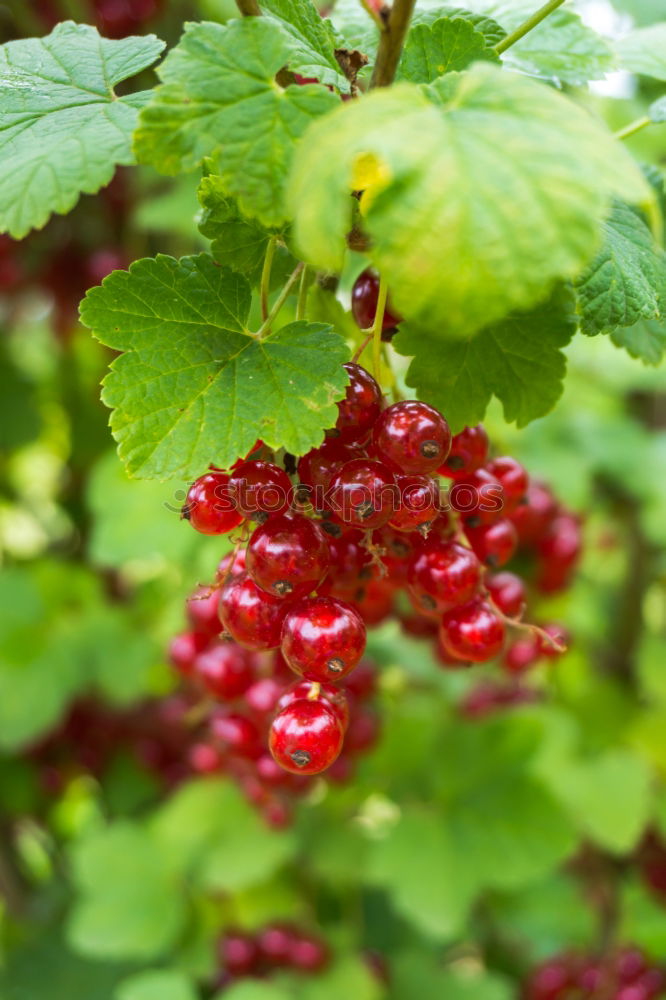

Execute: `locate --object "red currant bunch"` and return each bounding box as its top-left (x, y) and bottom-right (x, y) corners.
top-left (523, 947), bottom-right (665, 1000)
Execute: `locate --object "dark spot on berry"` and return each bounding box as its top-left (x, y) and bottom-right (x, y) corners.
top-left (448, 455), bottom-right (465, 470)
top-left (290, 749), bottom-right (312, 768)
top-left (321, 520), bottom-right (342, 538)
top-left (273, 580), bottom-right (293, 596)
top-left (356, 501), bottom-right (375, 520)
top-left (327, 657), bottom-right (345, 674)
top-left (420, 440), bottom-right (440, 459)
top-left (420, 594), bottom-right (437, 611)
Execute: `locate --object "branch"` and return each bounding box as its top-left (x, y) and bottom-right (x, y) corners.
top-left (236, 0), bottom-right (261, 15)
top-left (370, 0), bottom-right (417, 88)
top-left (494, 0), bottom-right (566, 55)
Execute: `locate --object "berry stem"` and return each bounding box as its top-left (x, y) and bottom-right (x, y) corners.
top-left (494, 0), bottom-right (566, 55)
top-left (260, 236), bottom-right (277, 322)
top-left (485, 591), bottom-right (566, 653)
top-left (256, 262), bottom-right (305, 338)
top-left (370, 0), bottom-right (417, 88)
top-left (371, 275), bottom-right (388, 382)
top-left (614, 115), bottom-right (652, 141)
top-left (359, 0), bottom-right (386, 31)
top-left (235, 0), bottom-right (260, 14)
top-left (296, 265), bottom-right (310, 321)
top-left (352, 331), bottom-right (373, 363)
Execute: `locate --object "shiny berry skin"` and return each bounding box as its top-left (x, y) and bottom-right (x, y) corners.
top-left (487, 456), bottom-right (529, 513)
top-left (269, 699), bottom-right (343, 774)
top-left (407, 540), bottom-right (483, 615)
top-left (325, 530), bottom-right (372, 589)
top-left (228, 461), bottom-right (292, 521)
top-left (464, 518), bottom-right (518, 568)
top-left (297, 440), bottom-right (362, 498)
top-left (182, 472), bottom-right (243, 534)
top-left (537, 513), bottom-right (582, 569)
top-left (440, 599), bottom-right (505, 663)
top-left (523, 958), bottom-right (573, 1000)
top-left (189, 741), bottom-right (223, 774)
top-left (216, 547), bottom-right (247, 582)
top-left (193, 642), bottom-right (256, 700)
top-left (168, 630), bottom-right (209, 675)
top-left (186, 586), bottom-right (223, 635)
top-left (449, 467), bottom-right (504, 526)
top-left (281, 596), bottom-right (366, 681)
top-left (351, 269), bottom-right (402, 333)
top-left (277, 680), bottom-right (350, 731)
top-left (486, 571), bottom-right (526, 618)
top-left (509, 480), bottom-right (557, 543)
top-left (333, 363), bottom-right (382, 444)
top-left (247, 513), bottom-right (330, 599)
top-left (537, 623), bottom-right (569, 656)
top-left (218, 573), bottom-right (290, 650)
top-left (438, 425), bottom-right (489, 479)
top-left (503, 635), bottom-right (540, 674)
top-left (329, 459), bottom-right (397, 529)
top-left (373, 401), bottom-right (451, 474)
top-left (257, 924), bottom-right (296, 966)
top-left (389, 474), bottom-right (440, 533)
top-left (244, 676), bottom-right (284, 716)
top-left (290, 933), bottom-right (330, 972)
top-left (345, 707), bottom-right (380, 754)
top-left (210, 711), bottom-right (263, 759)
top-left (219, 931), bottom-right (260, 976)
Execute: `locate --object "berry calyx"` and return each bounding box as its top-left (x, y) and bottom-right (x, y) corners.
top-left (332, 363), bottom-right (382, 444)
top-left (439, 425), bottom-right (489, 478)
top-left (281, 596), bottom-right (366, 681)
top-left (228, 460), bottom-right (292, 521)
top-left (329, 458), bottom-right (398, 529)
top-left (246, 513), bottom-right (330, 599)
top-left (269, 699), bottom-right (343, 774)
top-left (373, 400), bottom-right (451, 474)
top-left (218, 573), bottom-right (290, 650)
top-left (182, 472), bottom-right (243, 535)
top-left (440, 598), bottom-right (506, 663)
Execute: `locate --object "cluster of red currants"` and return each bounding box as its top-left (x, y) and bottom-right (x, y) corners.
top-left (213, 924), bottom-right (329, 993)
top-left (177, 359), bottom-right (581, 780)
top-left (524, 947), bottom-right (665, 1000)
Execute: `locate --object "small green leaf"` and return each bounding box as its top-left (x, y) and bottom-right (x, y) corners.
top-left (299, 956), bottom-right (383, 1000)
top-left (288, 66), bottom-right (650, 338)
top-left (394, 289), bottom-right (577, 432)
top-left (0, 22), bottom-right (164, 238)
top-left (649, 96), bottom-right (666, 123)
top-left (611, 317), bottom-right (666, 365)
top-left (80, 253), bottom-right (349, 479)
top-left (135, 19), bottom-right (338, 226)
top-left (116, 970), bottom-right (198, 1000)
top-left (575, 201), bottom-right (666, 336)
top-left (198, 176), bottom-right (273, 284)
top-left (413, 7), bottom-right (507, 48)
top-left (616, 23), bottom-right (666, 81)
top-left (259, 0), bottom-right (351, 91)
top-left (398, 17), bottom-right (499, 82)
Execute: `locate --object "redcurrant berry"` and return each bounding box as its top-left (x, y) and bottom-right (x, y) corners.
top-left (407, 539), bottom-right (483, 615)
top-left (193, 641), bottom-right (256, 700)
top-left (351, 269), bottom-right (402, 333)
top-left (373, 400), bottom-right (451, 474)
top-left (219, 931), bottom-right (260, 976)
top-left (332, 363), bottom-right (382, 444)
top-left (186, 586), bottom-right (223, 635)
top-left (246, 513), bottom-right (329, 600)
top-left (218, 573), bottom-right (290, 650)
top-left (440, 599), bottom-right (505, 663)
top-left (277, 679), bottom-right (350, 731)
top-left (487, 456), bottom-right (529, 513)
top-left (329, 459), bottom-right (397, 529)
top-left (345, 706), bottom-right (380, 753)
top-left (509, 480), bottom-right (557, 543)
top-left (168, 630), bottom-right (209, 675)
top-left (297, 439), bottom-right (361, 499)
top-left (486, 571), bottom-right (526, 618)
top-left (438, 425), bottom-right (489, 478)
top-left (449, 467), bottom-right (504, 526)
top-left (228, 460), bottom-right (292, 521)
top-left (464, 518), bottom-right (518, 568)
top-left (257, 924), bottom-right (296, 966)
top-left (503, 635), bottom-right (540, 674)
top-left (281, 596), bottom-right (366, 681)
top-left (244, 676), bottom-right (284, 716)
top-left (210, 710), bottom-right (263, 759)
top-left (289, 933), bottom-right (330, 972)
top-left (269, 699), bottom-right (343, 774)
top-left (182, 472), bottom-right (242, 535)
top-left (389, 474), bottom-right (440, 533)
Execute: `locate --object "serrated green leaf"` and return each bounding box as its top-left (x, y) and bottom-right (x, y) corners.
top-left (0, 22), bottom-right (164, 238)
top-left (413, 7), bottom-right (507, 48)
top-left (68, 822), bottom-right (187, 960)
top-left (398, 17), bottom-right (499, 82)
top-left (259, 0), bottom-right (351, 91)
top-left (288, 66), bottom-right (650, 339)
top-left (616, 23), bottom-right (666, 81)
top-left (649, 96), bottom-right (666, 123)
top-left (80, 253), bottom-right (349, 479)
top-left (135, 18), bottom-right (338, 226)
top-left (575, 202), bottom-right (666, 337)
top-left (116, 970), bottom-right (198, 1000)
top-left (394, 289), bottom-right (577, 432)
top-left (197, 175), bottom-right (273, 284)
top-left (611, 316), bottom-right (666, 365)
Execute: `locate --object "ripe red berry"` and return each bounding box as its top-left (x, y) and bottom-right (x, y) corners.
top-left (228, 460), bottom-right (292, 521)
top-left (219, 931), bottom-right (260, 976)
top-left (182, 472), bottom-right (242, 535)
top-left (439, 425), bottom-right (489, 478)
top-left (407, 539), bottom-right (483, 615)
top-left (168, 630), bottom-right (209, 675)
top-left (345, 706), bottom-right (380, 753)
top-left (503, 635), bottom-right (540, 674)
top-left (289, 933), bottom-right (330, 972)
top-left (210, 711), bottom-right (263, 759)
top-left (297, 440), bottom-right (362, 500)
top-left (186, 586), bottom-right (223, 635)
top-left (464, 518), bottom-right (518, 568)
top-left (487, 456), bottom-right (529, 513)
top-left (216, 547), bottom-right (247, 582)
top-left (329, 459), bottom-right (397, 529)
top-left (537, 513), bottom-right (582, 568)
top-left (269, 699), bottom-right (343, 774)
top-left (351, 269), bottom-right (402, 333)
top-left (509, 480), bottom-right (558, 543)
top-left (193, 642), bottom-right (256, 700)
top-left (449, 467), bottom-right (504, 526)
top-left (246, 513), bottom-right (330, 600)
top-left (524, 957), bottom-right (573, 1000)
top-left (344, 659), bottom-right (377, 700)
top-left (218, 573), bottom-right (290, 650)
top-left (257, 924), bottom-right (296, 966)
top-left (486, 571), bottom-right (526, 618)
top-left (277, 680), bottom-right (350, 731)
top-left (353, 577), bottom-right (396, 625)
top-left (189, 741), bottom-right (223, 774)
top-left (281, 596), bottom-right (366, 681)
top-left (325, 530), bottom-right (372, 590)
top-left (333, 363), bottom-right (382, 444)
top-left (389, 474), bottom-right (440, 533)
top-left (244, 676), bottom-right (284, 716)
top-left (440, 599), bottom-right (505, 663)
top-left (373, 400), bottom-right (451, 474)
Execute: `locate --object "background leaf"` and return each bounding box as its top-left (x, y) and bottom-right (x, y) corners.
top-left (397, 17), bottom-right (499, 82)
top-left (616, 23), bottom-right (666, 81)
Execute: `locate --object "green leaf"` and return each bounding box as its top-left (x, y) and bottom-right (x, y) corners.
top-left (68, 822), bottom-right (187, 960)
top-left (80, 253), bottom-right (349, 479)
top-left (259, 0), bottom-right (351, 91)
top-left (116, 970), bottom-right (198, 1000)
top-left (218, 984), bottom-right (292, 1000)
top-left (1, 929), bottom-right (126, 1000)
top-left (544, 750), bottom-right (653, 855)
top-left (298, 956), bottom-right (383, 1000)
top-left (0, 22), bottom-right (164, 238)
top-left (575, 202), bottom-right (666, 336)
top-left (412, 7), bottom-right (507, 49)
top-left (649, 96), bottom-right (666, 123)
top-left (498, 6), bottom-right (614, 85)
top-left (616, 23), bottom-right (666, 81)
top-left (390, 952), bottom-right (512, 1000)
top-left (288, 65), bottom-right (650, 339)
top-left (611, 316), bottom-right (666, 365)
top-left (394, 288), bottom-right (577, 432)
top-left (198, 175), bottom-right (273, 284)
top-left (135, 19), bottom-right (338, 226)
top-left (398, 17), bottom-right (499, 82)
